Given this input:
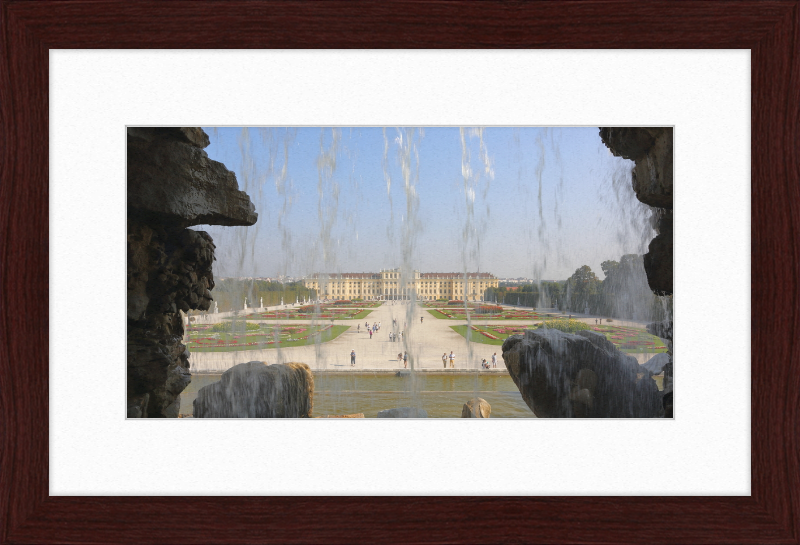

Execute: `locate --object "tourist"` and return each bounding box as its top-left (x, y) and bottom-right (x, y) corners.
top-left (358, 323), bottom-right (360, 332)
top-left (369, 329), bottom-right (373, 339)
top-left (449, 351), bottom-right (455, 368)
top-left (492, 353), bottom-right (497, 368)
top-left (481, 359), bottom-right (489, 369)
top-left (351, 349), bottom-right (356, 367)
top-left (397, 352), bottom-right (403, 366)
top-left (442, 353), bottom-right (448, 368)
top-left (389, 332), bottom-right (394, 342)
top-left (403, 351), bottom-right (408, 369)
top-left (420, 316), bottom-right (423, 323)
top-left (378, 321), bottom-right (381, 330)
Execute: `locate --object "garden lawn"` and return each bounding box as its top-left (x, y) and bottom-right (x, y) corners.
top-left (187, 325), bottom-right (349, 352)
top-left (428, 308), bottom-right (561, 320)
top-left (450, 324), bottom-right (668, 353)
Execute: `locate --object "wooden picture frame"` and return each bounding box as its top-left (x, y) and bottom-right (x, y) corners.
top-left (1, 1), bottom-right (797, 543)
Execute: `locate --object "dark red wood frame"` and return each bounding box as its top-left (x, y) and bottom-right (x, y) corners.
top-left (1, 1), bottom-right (798, 543)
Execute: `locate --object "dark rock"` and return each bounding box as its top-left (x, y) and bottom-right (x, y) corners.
top-left (599, 127), bottom-right (673, 296)
top-left (127, 127), bottom-right (257, 417)
top-left (376, 407), bottom-right (428, 418)
top-left (461, 398), bottom-right (491, 418)
top-left (599, 127), bottom-right (672, 209)
top-left (127, 127), bottom-right (257, 228)
top-left (193, 362), bottom-right (314, 418)
top-left (502, 329), bottom-right (662, 418)
top-left (646, 321), bottom-right (673, 343)
top-left (642, 353), bottom-right (670, 375)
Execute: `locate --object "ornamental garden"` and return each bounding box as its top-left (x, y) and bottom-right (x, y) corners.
top-left (450, 320), bottom-right (668, 354)
top-left (231, 303), bottom-right (377, 321)
top-left (426, 304), bottom-right (562, 321)
top-left (186, 322), bottom-right (349, 352)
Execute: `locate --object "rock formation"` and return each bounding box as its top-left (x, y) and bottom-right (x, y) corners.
top-left (127, 127), bottom-right (257, 417)
top-left (647, 320), bottom-right (673, 417)
top-left (376, 407), bottom-right (429, 418)
top-left (598, 127), bottom-right (673, 296)
top-left (502, 329), bottom-right (662, 418)
top-left (461, 398), bottom-right (491, 418)
top-left (193, 362), bottom-right (314, 418)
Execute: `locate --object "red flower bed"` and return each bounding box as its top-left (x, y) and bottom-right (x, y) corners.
top-left (476, 305), bottom-right (503, 314)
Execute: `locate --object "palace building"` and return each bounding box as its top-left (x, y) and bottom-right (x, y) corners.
top-left (302, 268), bottom-right (499, 301)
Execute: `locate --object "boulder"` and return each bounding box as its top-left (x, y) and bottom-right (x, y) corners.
top-left (461, 398), bottom-right (491, 418)
top-left (193, 362), bottom-right (314, 418)
top-left (376, 407), bottom-right (428, 418)
top-left (502, 329), bottom-right (662, 418)
top-left (642, 353), bottom-right (671, 375)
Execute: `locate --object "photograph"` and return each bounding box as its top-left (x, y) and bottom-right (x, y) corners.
top-left (127, 126), bottom-right (673, 418)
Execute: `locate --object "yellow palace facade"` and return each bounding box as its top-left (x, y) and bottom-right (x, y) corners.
top-left (302, 268), bottom-right (498, 301)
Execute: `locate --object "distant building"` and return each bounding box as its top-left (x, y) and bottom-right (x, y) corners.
top-left (302, 268), bottom-right (499, 301)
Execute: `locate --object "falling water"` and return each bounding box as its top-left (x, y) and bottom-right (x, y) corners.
top-left (182, 126), bottom-right (669, 417)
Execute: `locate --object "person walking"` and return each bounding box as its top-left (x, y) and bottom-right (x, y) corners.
top-left (397, 352), bottom-right (403, 366)
top-left (369, 329), bottom-right (373, 339)
top-left (350, 349), bottom-right (356, 367)
top-left (358, 323), bottom-right (360, 332)
top-left (449, 351), bottom-right (455, 368)
top-left (403, 351), bottom-right (408, 369)
top-left (491, 352), bottom-right (497, 368)
top-left (420, 316), bottom-right (424, 323)
top-left (442, 352), bottom-right (448, 369)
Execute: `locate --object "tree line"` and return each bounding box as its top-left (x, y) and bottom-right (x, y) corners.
top-left (562, 255), bottom-right (672, 321)
top-left (483, 254), bottom-right (672, 322)
top-left (208, 279), bottom-right (318, 312)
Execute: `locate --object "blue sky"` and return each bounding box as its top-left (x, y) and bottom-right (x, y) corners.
top-left (197, 127), bottom-right (653, 281)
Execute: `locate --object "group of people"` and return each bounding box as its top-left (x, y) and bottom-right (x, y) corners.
top-left (481, 353), bottom-right (498, 369)
top-left (440, 351), bottom-right (499, 369)
top-left (361, 321), bottom-right (381, 339)
top-left (389, 331), bottom-right (403, 342)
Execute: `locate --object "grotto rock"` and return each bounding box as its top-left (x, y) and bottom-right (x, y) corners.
top-left (501, 329), bottom-right (662, 418)
top-left (193, 362), bottom-right (314, 418)
top-left (127, 127), bottom-right (257, 417)
top-left (461, 398), bottom-right (491, 418)
top-left (376, 407), bottom-right (428, 418)
top-left (599, 127), bottom-right (673, 296)
top-left (127, 127), bottom-right (258, 227)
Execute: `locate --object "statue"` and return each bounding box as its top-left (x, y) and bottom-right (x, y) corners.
top-left (260, 297), bottom-right (263, 308)
top-left (243, 298), bottom-right (248, 310)
top-left (214, 301), bottom-right (218, 314)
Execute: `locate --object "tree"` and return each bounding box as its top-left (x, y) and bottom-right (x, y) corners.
top-left (565, 265), bottom-right (600, 313)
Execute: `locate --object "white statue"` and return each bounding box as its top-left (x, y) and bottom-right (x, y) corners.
top-left (260, 297), bottom-right (263, 308)
top-left (214, 301), bottom-right (218, 314)
top-left (243, 298), bottom-right (248, 310)
top-left (281, 297), bottom-right (284, 306)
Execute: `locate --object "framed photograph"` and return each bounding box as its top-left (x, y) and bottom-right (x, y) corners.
top-left (2, 1), bottom-right (798, 543)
